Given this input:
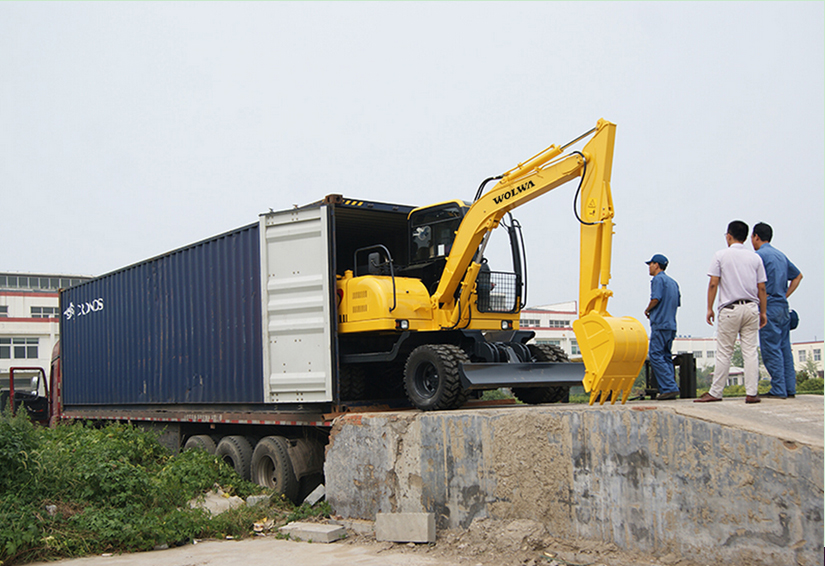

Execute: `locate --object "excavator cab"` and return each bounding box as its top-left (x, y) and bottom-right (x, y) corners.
top-left (409, 202), bottom-right (468, 264)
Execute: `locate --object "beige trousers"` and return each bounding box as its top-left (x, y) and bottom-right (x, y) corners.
top-left (710, 302), bottom-right (760, 397)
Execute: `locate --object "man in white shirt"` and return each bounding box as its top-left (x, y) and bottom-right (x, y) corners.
top-left (696, 220), bottom-right (767, 404)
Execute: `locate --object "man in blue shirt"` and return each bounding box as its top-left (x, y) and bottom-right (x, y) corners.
top-left (751, 223), bottom-right (803, 398)
top-left (644, 254), bottom-right (681, 400)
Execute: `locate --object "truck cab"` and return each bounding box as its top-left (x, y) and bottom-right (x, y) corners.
top-left (0, 366), bottom-right (50, 424)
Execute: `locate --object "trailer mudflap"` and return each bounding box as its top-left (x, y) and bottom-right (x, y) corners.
top-left (459, 362), bottom-right (585, 390)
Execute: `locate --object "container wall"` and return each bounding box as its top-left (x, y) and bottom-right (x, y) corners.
top-left (60, 224), bottom-right (264, 405)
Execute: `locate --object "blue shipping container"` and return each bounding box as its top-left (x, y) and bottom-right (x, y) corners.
top-left (60, 224), bottom-right (264, 405)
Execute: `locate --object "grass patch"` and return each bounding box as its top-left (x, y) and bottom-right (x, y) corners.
top-left (0, 410), bottom-right (328, 565)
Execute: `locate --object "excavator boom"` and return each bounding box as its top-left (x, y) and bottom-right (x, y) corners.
top-left (435, 119), bottom-right (648, 404)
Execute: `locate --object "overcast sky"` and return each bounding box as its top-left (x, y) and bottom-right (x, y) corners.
top-left (2, 2), bottom-right (823, 342)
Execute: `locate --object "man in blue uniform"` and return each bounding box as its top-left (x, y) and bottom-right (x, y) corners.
top-left (644, 254), bottom-right (681, 400)
top-left (751, 223), bottom-right (803, 398)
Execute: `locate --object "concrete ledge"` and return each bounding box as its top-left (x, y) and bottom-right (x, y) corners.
top-left (278, 522), bottom-right (346, 543)
top-left (375, 512), bottom-right (435, 543)
top-left (325, 399), bottom-right (824, 566)
top-left (330, 517), bottom-right (375, 535)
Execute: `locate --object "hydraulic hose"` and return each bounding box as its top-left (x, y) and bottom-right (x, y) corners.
top-left (570, 151), bottom-right (600, 226)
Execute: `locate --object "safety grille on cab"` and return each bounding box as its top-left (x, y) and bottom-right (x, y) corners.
top-left (476, 271), bottom-right (519, 313)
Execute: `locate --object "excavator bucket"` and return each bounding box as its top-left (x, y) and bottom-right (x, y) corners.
top-left (573, 312), bottom-right (648, 405)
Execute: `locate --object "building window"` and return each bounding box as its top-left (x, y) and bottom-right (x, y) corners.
top-left (0, 306), bottom-right (7, 318)
top-left (707, 351), bottom-right (715, 359)
top-left (0, 338), bottom-right (39, 359)
top-left (31, 306), bottom-right (59, 319)
top-left (571, 340), bottom-right (580, 356)
top-left (548, 320), bottom-right (568, 328)
top-left (815, 349), bottom-right (821, 362)
top-left (536, 339), bottom-right (562, 347)
top-left (0, 274), bottom-right (88, 292)
top-left (694, 351), bottom-right (703, 358)
top-left (520, 318), bottom-right (541, 327)
top-left (799, 350), bottom-right (807, 362)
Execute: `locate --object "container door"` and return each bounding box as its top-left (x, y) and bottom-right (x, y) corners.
top-left (260, 206), bottom-right (334, 402)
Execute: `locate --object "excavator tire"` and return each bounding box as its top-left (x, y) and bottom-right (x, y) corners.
top-left (339, 364), bottom-right (366, 401)
top-left (405, 344), bottom-right (469, 411)
top-left (512, 343), bottom-right (571, 405)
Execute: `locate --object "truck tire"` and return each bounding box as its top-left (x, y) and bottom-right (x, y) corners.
top-left (404, 344), bottom-right (468, 411)
top-left (215, 435), bottom-right (253, 481)
top-left (512, 344), bottom-right (571, 405)
top-left (251, 436), bottom-right (299, 503)
top-left (183, 434), bottom-right (217, 454)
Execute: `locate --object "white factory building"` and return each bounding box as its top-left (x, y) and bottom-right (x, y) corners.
top-left (0, 273), bottom-right (91, 378)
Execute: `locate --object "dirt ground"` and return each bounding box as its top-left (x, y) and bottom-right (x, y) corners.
top-left (337, 517), bottom-right (704, 566)
top-left (29, 517), bottom-right (706, 566)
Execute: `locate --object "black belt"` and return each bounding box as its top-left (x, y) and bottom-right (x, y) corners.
top-left (724, 300), bottom-right (754, 309)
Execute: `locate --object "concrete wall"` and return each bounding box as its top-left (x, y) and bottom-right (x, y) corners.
top-left (325, 405), bottom-right (823, 566)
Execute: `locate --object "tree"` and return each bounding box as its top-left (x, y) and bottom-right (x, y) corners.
top-left (731, 344), bottom-right (743, 368)
top-left (797, 357), bottom-right (821, 385)
top-left (696, 365), bottom-right (714, 389)
top-left (730, 343), bottom-right (763, 368)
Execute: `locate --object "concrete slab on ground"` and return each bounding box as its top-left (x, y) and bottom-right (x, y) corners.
top-left (278, 522), bottom-right (346, 543)
top-left (188, 489), bottom-right (245, 516)
top-left (375, 512), bottom-right (436, 543)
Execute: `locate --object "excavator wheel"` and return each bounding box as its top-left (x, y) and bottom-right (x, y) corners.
top-left (339, 364), bottom-right (366, 401)
top-left (404, 344), bottom-right (469, 411)
top-left (512, 343), bottom-right (571, 405)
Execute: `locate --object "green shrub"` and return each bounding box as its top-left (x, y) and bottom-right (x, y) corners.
top-left (0, 408), bottom-right (41, 493)
top-left (0, 416), bottom-right (302, 566)
top-left (480, 389), bottom-right (514, 401)
top-left (798, 377), bottom-right (824, 394)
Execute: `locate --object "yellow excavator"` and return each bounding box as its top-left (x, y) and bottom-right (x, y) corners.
top-left (335, 119), bottom-right (648, 410)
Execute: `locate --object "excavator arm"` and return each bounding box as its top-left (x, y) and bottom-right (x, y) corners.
top-left (433, 119), bottom-right (648, 404)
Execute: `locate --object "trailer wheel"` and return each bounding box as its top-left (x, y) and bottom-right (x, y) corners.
top-left (404, 344), bottom-right (468, 411)
top-left (512, 343), bottom-right (571, 404)
top-left (251, 436), bottom-right (299, 503)
top-left (215, 435), bottom-right (253, 481)
top-left (183, 434), bottom-right (217, 454)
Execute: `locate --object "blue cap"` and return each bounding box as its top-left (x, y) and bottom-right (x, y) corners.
top-left (645, 254), bottom-right (669, 267)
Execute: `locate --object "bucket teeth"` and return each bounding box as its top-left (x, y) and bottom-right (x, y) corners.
top-left (573, 313), bottom-right (648, 405)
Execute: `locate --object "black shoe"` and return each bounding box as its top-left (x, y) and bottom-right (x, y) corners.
top-left (787, 394), bottom-right (796, 398)
top-left (764, 393), bottom-right (787, 399)
top-left (656, 391), bottom-right (680, 401)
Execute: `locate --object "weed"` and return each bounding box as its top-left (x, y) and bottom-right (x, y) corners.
top-left (0, 414), bottom-right (320, 565)
top-left (285, 500), bottom-right (332, 524)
